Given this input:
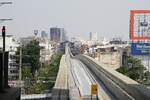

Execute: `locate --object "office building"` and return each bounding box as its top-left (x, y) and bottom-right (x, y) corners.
top-left (50, 27), bottom-right (66, 42)
top-left (60, 28), bottom-right (66, 42)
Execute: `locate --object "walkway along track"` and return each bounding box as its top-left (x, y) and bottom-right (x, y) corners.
top-left (51, 55), bottom-right (69, 100)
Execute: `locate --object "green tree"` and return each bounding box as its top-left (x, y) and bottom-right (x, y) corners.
top-left (16, 39), bottom-right (41, 77)
top-left (117, 56), bottom-right (147, 83)
top-left (27, 52), bottom-right (63, 94)
top-left (24, 40), bottom-right (40, 75)
top-left (22, 66), bottom-right (32, 80)
top-left (143, 71), bottom-right (150, 85)
top-left (144, 71), bottom-right (150, 80)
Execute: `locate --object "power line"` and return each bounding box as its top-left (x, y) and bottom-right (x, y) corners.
top-left (0, 1), bottom-right (12, 7)
top-left (0, 19), bottom-right (13, 23)
top-left (0, 1), bottom-right (13, 23)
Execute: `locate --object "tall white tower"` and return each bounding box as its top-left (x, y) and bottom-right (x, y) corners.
top-left (90, 32), bottom-right (98, 41)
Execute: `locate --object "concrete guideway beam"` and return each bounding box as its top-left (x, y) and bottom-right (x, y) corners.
top-left (77, 55), bottom-right (150, 100)
top-left (51, 55), bottom-right (69, 100)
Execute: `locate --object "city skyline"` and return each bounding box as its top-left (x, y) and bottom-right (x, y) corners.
top-left (0, 1), bottom-right (150, 99)
top-left (1, 0), bottom-right (150, 40)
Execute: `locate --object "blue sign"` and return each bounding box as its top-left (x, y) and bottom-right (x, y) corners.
top-left (131, 43), bottom-right (150, 55)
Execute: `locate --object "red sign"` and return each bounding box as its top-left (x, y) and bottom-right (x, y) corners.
top-left (130, 10), bottom-right (150, 40)
top-left (2, 26), bottom-right (5, 33)
top-left (2, 26), bottom-right (6, 37)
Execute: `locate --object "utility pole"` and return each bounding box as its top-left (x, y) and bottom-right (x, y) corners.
top-left (19, 45), bottom-right (22, 88)
top-left (0, 1), bottom-right (12, 90)
top-left (0, 1), bottom-right (13, 91)
top-left (2, 26), bottom-right (5, 90)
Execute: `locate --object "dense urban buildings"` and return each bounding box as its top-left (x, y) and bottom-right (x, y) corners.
top-left (39, 39), bottom-right (55, 65)
top-left (0, 35), bottom-right (19, 87)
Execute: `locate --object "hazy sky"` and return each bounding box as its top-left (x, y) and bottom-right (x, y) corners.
top-left (0, 0), bottom-right (150, 40)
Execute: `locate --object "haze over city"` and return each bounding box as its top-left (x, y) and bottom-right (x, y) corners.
top-left (0, 0), bottom-right (150, 100)
top-left (1, 0), bottom-right (150, 40)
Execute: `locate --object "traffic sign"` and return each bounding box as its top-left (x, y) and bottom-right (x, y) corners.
top-left (131, 43), bottom-right (150, 55)
top-left (91, 84), bottom-right (98, 95)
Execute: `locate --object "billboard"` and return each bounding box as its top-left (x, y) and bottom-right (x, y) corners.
top-left (130, 10), bottom-right (150, 40)
top-left (131, 43), bottom-right (150, 55)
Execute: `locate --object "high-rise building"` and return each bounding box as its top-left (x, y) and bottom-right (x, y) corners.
top-left (89, 32), bottom-right (98, 41)
top-left (41, 31), bottom-right (48, 39)
top-left (60, 28), bottom-right (66, 42)
top-left (50, 27), bottom-right (66, 42)
top-left (50, 27), bottom-right (61, 42)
